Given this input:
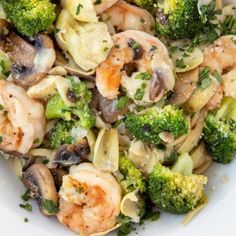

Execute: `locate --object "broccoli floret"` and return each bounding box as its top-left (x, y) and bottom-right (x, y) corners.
top-left (48, 120), bottom-right (75, 149)
top-left (2, 0), bottom-right (56, 37)
top-left (155, 0), bottom-right (215, 39)
top-left (148, 163), bottom-right (207, 214)
top-left (46, 77), bottom-right (95, 129)
top-left (203, 97), bottom-right (236, 164)
top-left (125, 105), bottom-right (188, 146)
top-left (119, 156), bottom-right (146, 194)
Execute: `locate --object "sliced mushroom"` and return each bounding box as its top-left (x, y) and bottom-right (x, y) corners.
top-left (50, 168), bottom-right (68, 191)
top-left (50, 139), bottom-right (90, 168)
top-left (170, 68), bottom-right (199, 106)
top-left (22, 163), bottom-right (58, 216)
top-left (1, 32), bottom-right (55, 87)
top-left (98, 94), bottom-right (130, 124)
top-left (149, 73), bottom-right (165, 101)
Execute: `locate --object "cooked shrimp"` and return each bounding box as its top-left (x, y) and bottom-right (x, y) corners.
top-left (103, 1), bottom-right (155, 34)
top-left (96, 30), bottom-right (175, 100)
top-left (94, 0), bottom-right (119, 14)
top-left (200, 35), bottom-right (236, 109)
top-left (57, 163), bottom-right (122, 235)
top-left (0, 80), bottom-right (45, 154)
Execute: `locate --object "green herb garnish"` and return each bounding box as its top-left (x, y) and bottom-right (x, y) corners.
top-left (42, 199), bottom-right (58, 214)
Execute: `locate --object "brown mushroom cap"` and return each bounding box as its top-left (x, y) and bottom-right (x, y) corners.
top-left (1, 30), bottom-right (56, 87)
top-left (22, 163), bottom-right (58, 216)
top-left (50, 168), bottom-right (68, 191)
top-left (50, 139), bottom-right (90, 168)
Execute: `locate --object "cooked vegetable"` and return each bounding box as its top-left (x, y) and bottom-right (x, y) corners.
top-left (148, 162), bottom-right (207, 214)
top-left (46, 77), bottom-right (95, 129)
top-left (125, 105), bottom-right (189, 146)
top-left (154, 0), bottom-right (215, 39)
top-left (119, 156), bottom-right (146, 194)
top-left (203, 97), bottom-right (236, 164)
top-left (2, 0), bottom-right (56, 37)
top-left (48, 120), bottom-right (76, 150)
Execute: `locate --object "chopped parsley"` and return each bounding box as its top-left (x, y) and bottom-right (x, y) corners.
top-left (150, 45), bottom-right (157, 51)
top-left (0, 136), bottom-right (2, 144)
top-left (103, 47), bottom-right (109, 52)
top-left (183, 52), bottom-right (190, 57)
top-left (42, 199), bottom-right (58, 214)
top-left (33, 137), bottom-right (40, 144)
top-left (134, 72), bottom-right (152, 81)
top-left (213, 69), bottom-right (222, 84)
top-left (118, 222), bottom-right (132, 236)
top-left (170, 46), bottom-right (177, 53)
top-left (134, 83), bottom-right (146, 101)
top-left (117, 215), bottom-right (132, 236)
top-left (76, 3), bottom-right (83, 15)
top-left (54, 28), bottom-right (60, 34)
top-left (116, 96), bottom-right (130, 109)
top-left (142, 211), bottom-right (160, 222)
top-left (140, 18), bottom-right (145, 24)
top-left (19, 203), bottom-right (32, 212)
top-left (129, 40), bottom-right (140, 50)
top-left (104, 15), bottom-right (111, 22)
top-left (0, 60), bottom-right (10, 77)
top-left (199, 67), bottom-right (211, 90)
top-left (24, 218), bottom-right (29, 223)
top-left (21, 190), bottom-right (30, 202)
top-left (175, 58), bottom-right (186, 69)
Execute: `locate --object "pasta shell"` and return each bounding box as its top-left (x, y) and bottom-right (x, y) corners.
top-left (120, 191), bottom-right (140, 223)
top-left (55, 9), bottom-right (113, 71)
top-left (27, 75), bottom-right (59, 99)
top-left (170, 68), bottom-right (199, 106)
top-left (172, 47), bottom-right (203, 73)
top-left (62, 0), bottom-right (98, 23)
top-left (93, 129), bottom-right (119, 172)
top-left (184, 75), bottom-right (220, 112)
top-left (191, 142), bottom-right (213, 174)
top-left (177, 110), bottom-right (206, 153)
top-left (27, 75), bottom-right (73, 106)
top-left (128, 140), bottom-right (164, 175)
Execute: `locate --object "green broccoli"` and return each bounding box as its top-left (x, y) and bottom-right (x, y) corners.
top-left (203, 97), bottom-right (236, 164)
top-left (125, 105), bottom-right (188, 146)
top-left (119, 156), bottom-right (146, 194)
top-left (48, 120), bottom-right (75, 149)
top-left (155, 0), bottom-right (215, 39)
top-left (2, 0), bottom-right (56, 37)
top-left (148, 163), bottom-right (207, 214)
top-left (46, 77), bottom-right (95, 129)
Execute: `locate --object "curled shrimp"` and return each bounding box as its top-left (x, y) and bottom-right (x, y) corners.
top-left (0, 80), bottom-right (45, 154)
top-left (57, 163), bottom-right (122, 235)
top-left (96, 30), bottom-right (175, 101)
top-left (200, 35), bottom-right (236, 109)
top-left (103, 1), bottom-right (155, 34)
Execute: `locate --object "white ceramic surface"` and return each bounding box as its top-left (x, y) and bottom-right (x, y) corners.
top-left (1, 0), bottom-right (236, 235)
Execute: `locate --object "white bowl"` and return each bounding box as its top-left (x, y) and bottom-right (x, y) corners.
top-left (0, 157), bottom-right (236, 236)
